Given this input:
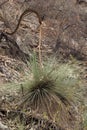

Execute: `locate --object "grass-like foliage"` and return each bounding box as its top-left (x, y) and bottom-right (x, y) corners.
top-left (82, 106), bottom-right (87, 130)
top-left (19, 54), bottom-right (82, 127)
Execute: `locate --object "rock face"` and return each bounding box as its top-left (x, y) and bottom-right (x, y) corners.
top-left (0, 0), bottom-right (87, 61)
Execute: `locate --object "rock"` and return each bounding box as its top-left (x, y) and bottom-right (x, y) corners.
top-left (0, 0), bottom-right (87, 61)
top-left (0, 121), bottom-right (9, 130)
top-left (77, 0), bottom-right (87, 4)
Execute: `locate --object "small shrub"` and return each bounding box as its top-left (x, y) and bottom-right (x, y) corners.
top-left (18, 55), bottom-right (83, 129)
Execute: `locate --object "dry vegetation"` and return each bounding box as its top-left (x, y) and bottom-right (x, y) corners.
top-left (0, 0), bottom-right (87, 130)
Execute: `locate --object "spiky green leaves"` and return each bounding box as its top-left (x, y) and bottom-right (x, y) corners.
top-left (18, 57), bottom-right (83, 129)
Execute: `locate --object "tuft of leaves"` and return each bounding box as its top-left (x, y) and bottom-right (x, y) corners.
top-left (18, 55), bottom-right (83, 128)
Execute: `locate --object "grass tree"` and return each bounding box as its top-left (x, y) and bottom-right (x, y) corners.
top-left (17, 54), bottom-right (83, 129)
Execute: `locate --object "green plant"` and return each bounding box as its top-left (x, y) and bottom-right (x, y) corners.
top-left (18, 55), bottom-right (83, 128)
top-left (82, 106), bottom-right (87, 130)
top-left (18, 124), bottom-right (25, 130)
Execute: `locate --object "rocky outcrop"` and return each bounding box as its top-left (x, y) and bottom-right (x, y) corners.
top-left (0, 0), bottom-right (86, 61)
